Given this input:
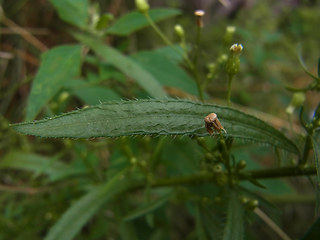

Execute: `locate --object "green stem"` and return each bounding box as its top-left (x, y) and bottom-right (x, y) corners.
top-left (129, 166), bottom-right (317, 190)
top-left (299, 135), bottom-right (312, 166)
top-left (144, 12), bottom-right (172, 46)
top-left (193, 25), bottom-right (204, 101)
top-left (227, 74), bottom-right (234, 106)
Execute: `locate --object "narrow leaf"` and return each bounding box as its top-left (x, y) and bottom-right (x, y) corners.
top-left (123, 190), bottom-right (173, 221)
top-left (131, 51), bottom-right (198, 95)
top-left (12, 99), bottom-right (299, 154)
top-left (44, 169), bottom-right (130, 240)
top-left (0, 151), bottom-right (66, 177)
top-left (73, 33), bottom-right (167, 98)
top-left (26, 45), bottom-right (82, 120)
top-left (106, 8), bottom-right (181, 36)
top-left (0, 151), bottom-right (87, 182)
top-left (50, 0), bottom-right (89, 28)
top-left (222, 191), bottom-right (244, 240)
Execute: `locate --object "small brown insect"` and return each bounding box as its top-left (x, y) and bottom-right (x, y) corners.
top-left (204, 113), bottom-right (226, 135)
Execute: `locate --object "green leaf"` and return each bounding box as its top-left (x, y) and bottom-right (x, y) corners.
top-left (64, 79), bottom-right (121, 105)
top-left (73, 33), bottom-right (167, 98)
top-left (49, 0), bottom-right (89, 28)
top-left (106, 8), bottom-right (181, 36)
top-left (154, 45), bottom-right (185, 64)
top-left (44, 169), bottom-right (131, 240)
top-left (0, 151), bottom-right (87, 182)
top-left (0, 151), bottom-right (65, 178)
top-left (222, 191), bottom-right (244, 240)
top-left (300, 216), bottom-right (320, 240)
top-left (123, 190), bottom-right (173, 221)
top-left (12, 99), bottom-right (299, 154)
top-left (26, 45), bottom-right (82, 120)
top-left (131, 51), bottom-right (198, 95)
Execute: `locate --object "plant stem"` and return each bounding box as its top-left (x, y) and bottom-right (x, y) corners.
top-left (299, 135), bottom-right (312, 166)
top-left (129, 166), bottom-right (317, 190)
top-left (144, 12), bottom-right (172, 46)
top-left (227, 74), bottom-right (233, 106)
top-left (193, 25), bottom-right (204, 101)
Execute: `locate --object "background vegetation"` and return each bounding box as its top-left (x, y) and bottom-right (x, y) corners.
top-left (0, 0), bottom-right (319, 239)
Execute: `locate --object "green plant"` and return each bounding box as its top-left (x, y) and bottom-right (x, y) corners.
top-left (2, 0), bottom-right (320, 239)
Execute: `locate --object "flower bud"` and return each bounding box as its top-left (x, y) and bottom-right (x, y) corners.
top-left (224, 26), bottom-right (236, 45)
top-left (58, 91), bottom-right (69, 103)
top-left (174, 24), bottom-right (185, 38)
top-left (215, 173), bottom-right (228, 186)
top-left (247, 199), bottom-right (259, 210)
top-left (286, 92), bottom-right (305, 115)
top-left (236, 160), bottom-right (246, 170)
top-left (225, 43), bottom-right (243, 77)
top-left (217, 54), bottom-right (228, 65)
top-left (130, 157), bottom-right (137, 165)
top-left (135, 0), bottom-right (149, 13)
top-left (291, 92), bottom-right (305, 107)
top-left (212, 164), bottom-right (222, 173)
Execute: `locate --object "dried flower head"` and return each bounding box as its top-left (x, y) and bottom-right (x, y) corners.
top-left (194, 10), bottom-right (205, 27)
top-left (194, 9), bottom-right (205, 17)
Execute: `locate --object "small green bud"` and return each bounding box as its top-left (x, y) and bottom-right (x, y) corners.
top-left (140, 160), bottom-right (147, 167)
top-left (215, 173), bottom-right (228, 186)
top-left (236, 160), bottom-right (246, 170)
top-left (58, 91), bottom-right (69, 103)
top-left (174, 24), bottom-right (185, 38)
top-left (240, 197), bottom-right (249, 204)
top-left (214, 196), bottom-right (222, 203)
top-left (247, 199), bottom-right (259, 210)
top-left (286, 92), bottom-right (305, 115)
top-left (130, 157), bottom-right (137, 165)
top-left (291, 92), bottom-right (305, 107)
top-left (202, 197), bottom-right (209, 204)
top-left (224, 26), bottom-right (236, 45)
top-left (207, 63), bottom-right (216, 71)
top-left (135, 0), bottom-right (149, 13)
top-left (217, 54), bottom-right (228, 65)
top-left (212, 164), bottom-right (222, 173)
top-left (226, 26), bottom-right (236, 34)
